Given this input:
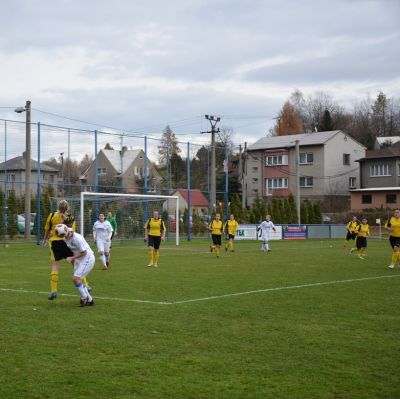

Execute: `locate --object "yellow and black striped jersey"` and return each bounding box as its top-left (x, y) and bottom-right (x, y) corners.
top-left (224, 219), bottom-right (239, 235)
top-left (45, 211), bottom-right (76, 242)
top-left (144, 218), bottom-right (166, 237)
top-left (357, 223), bottom-right (369, 238)
top-left (347, 220), bottom-right (359, 233)
top-left (385, 216), bottom-right (400, 237)
top-left (209, 219), bottom-right (223, 235)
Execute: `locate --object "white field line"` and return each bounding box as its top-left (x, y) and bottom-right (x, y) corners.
top-left (1, 274), bottom-right (399, 305)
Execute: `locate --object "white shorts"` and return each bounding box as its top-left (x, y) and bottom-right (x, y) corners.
top-left (96, 238), bottom-right (111, 253)
top-left (73, 254), bottom-right (95, 278)
top-left (261, 234), bottom-right (270, 242)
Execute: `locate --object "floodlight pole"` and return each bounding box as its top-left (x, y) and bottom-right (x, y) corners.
top-left (205, 115), bottom-right (220, 213)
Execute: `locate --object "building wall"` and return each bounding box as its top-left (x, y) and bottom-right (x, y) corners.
top-left (360, 159), bottom-right (399, 188)
top-left (243, 151), bottom-right (262, 207)
top-left (351, 191), bottom-right (400, 211)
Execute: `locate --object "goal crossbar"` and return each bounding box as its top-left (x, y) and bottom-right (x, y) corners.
top-left (80, 192), bottom-right (180, 245)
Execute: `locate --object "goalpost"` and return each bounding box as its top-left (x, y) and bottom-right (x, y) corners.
top-left (79, 192), bottom-right (180, 245)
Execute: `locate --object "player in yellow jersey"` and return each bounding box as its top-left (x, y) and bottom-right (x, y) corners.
top-left (208, 213), bottom-right (223, 258)
top-left (224, 214), bottom-right (239, 252)
top-left (344, 216), bottom-right (359, 251)
top-left (144, 211), bottom-right (166, 268)
top-left (385, 208), bottom-right (400, 269)
top-left (42, 200), bottom-right (90, 300)
top-left (353, 218), bottom-right (369, 260)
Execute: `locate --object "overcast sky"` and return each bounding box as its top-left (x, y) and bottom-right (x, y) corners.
top-left (1, 0), bottom-right (399, 160)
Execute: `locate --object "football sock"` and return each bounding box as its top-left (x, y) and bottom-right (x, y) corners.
top-left (395, 251), bottom-right (400, 264)
top-left (83, 285), bottom-right (93, 302)
top-left (360, 248), bottom-right (365, 256)
top-left (50, 271), bottom-right (59, 292)
top-left (99, 254), bottom-right (106, 266)
top-left (154, 251), bottom-right (160, 264)
top-left (148, 250), bottom-right (154, 264)
top-left (216, 247), bottom-right (220, 257)
top-left (82, 276), bottom-right (89, 287)
top-left (392, 252), bottom-right (397, 265)
top-left (75, 282), bottom-right (87, 298)
top-left (265, 242), bottom-right (269, 251)
top-left (343, 240), bottom-right (348, 248)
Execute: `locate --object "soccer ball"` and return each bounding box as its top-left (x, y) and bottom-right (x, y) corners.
top-left (55, 224), bottom-right (68, 237)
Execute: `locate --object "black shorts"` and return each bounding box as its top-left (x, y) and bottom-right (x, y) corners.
top-left (50, 239), bottom-right (73, 261)
top-left (148, 235), bottom-right (162, 250)
top-left (212, 234), bottom-right (222, 246)
top-left (356, 236), bottom-right (367, 249)
top-left (227, 234), bottom-right (235, 240)
top-left (346, 231), bottom-right (357, 241)
top-left (389, 235), bottom-right (400, 249)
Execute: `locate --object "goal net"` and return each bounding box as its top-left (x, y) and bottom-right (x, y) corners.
top-left (50, 192), bottom-right (180, 245)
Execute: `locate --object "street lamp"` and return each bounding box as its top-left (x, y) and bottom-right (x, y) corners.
top-left (14, 100), bottom-right (31, 240)
top-left (60, 152), bottom-right (64, 196)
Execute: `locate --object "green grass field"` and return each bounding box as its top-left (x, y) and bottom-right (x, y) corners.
top-left (1, 238), bottom-right (399, 399)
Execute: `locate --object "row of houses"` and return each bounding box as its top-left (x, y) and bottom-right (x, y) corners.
top-left (1, 131), bottom-right (400, 212)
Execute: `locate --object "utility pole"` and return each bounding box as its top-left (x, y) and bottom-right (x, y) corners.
top-left (15, 100), bottom-right (31, 240)
top-left (295, 139), bottom-right (301, 224)
top-left (204, 115), bottom-right (220, 213)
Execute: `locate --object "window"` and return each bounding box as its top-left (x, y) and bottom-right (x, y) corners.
top-left (252, 178), bottom-right (258, 182)
top-left (299, 153), bottom-right (313, 165)
top-left (266, 178), bottom-right (288, 195)
top-left (386, 194), bottom-right (396, 204)
top-left (370, 164), bottom-right (390, 177)
top-left (252, 166), bottom-right (258, 172)
top-left (266, 155), bottom-right (288, 166)
top-left (349, 177), bottom-right (356, 188)
top-left (362, 195), bottom-right (372, 204)
top-left (7, 174), bottom-right (15, 182)
top-left (97, 167), bottom-right (107, 175)
top-left (49, 174), bottom-right (55, 184)
top-left (300, 176), bottom-right (313, 187)
top-left (343, 154), bottom-right (350, 165)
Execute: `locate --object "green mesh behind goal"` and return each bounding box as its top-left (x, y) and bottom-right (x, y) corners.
top-left (50, 192), bottom-right (179, 244)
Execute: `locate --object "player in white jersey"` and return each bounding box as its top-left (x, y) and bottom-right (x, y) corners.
top-left (55, 224), bottom-right (95, 307)
top-left (93, 213), bottom-right (113, 270)
top-left (257, 215), bottom-right (276, 252)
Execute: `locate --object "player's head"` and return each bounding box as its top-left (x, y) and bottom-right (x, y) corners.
top-left (66, 227), bottom-right (73, 239)
top-left (153, 211), bottom-right (159, 219)
top-left (361, 217), bottom-right (367, 224)
top-left (99, 213), bottom-right (105, 222)
top-left (229, 214), bottom-right (234, 220)
top-left (108, 211), bottom-right (113, 217)
top-left (352, 216), bottom-right (357, 221)
top-left (215, 213), bottom-right (220, 220)
top-left (266, 214), bottom-right (271, 221)
top-left (394, 209), bottom-right (400, 218)
top-left (58, 200), bottom-right (69, 213)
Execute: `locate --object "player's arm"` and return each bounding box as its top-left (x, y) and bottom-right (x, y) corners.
top-left (161, 221), bottom-right (166, 241)
top-left (385, 218), bottom-right (392, 232)
top-left (66, 250), bottom-right (87, 263)
top-left (42, 214), bottom-right (52, 245)
top-left (144, 219), bottom-right (150, 241)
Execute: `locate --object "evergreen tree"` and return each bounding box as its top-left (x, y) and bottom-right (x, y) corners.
top-left (0, 187), bottom-right (3, 238)
top-left (313, 202), bottom-right (323, 224)
top-left (7, 190), bottom-right (18, 238)
top-left (307, 202), bottom-right (315, 223)
top-left (287, 194), bottom-right (297, 223)
top-left (158, 125), bottom-right (181, 166)
top-left (250, 194), bottom-right (266, 223)
top-left (320, 109), bottom-right (334, 131)
top-left (300, 202), bottom-right (308, 224)
top-left (271, 198), bottom-right (282, 223)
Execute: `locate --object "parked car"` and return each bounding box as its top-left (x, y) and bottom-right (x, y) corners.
top-left (322, 214), bottom-right (332, 224)
top-left (18, 213), bottom-right (35, 234)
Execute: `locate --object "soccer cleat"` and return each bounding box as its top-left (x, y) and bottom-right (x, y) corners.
top-left (106, 261), bottom-right (110, 268)
top-left (349, 248), bottom-right (356, 254)
top-left (102, 265), bottom-right (108, 270)
top-left (86, 299), bottom-right (95, 306)
top-left (48, 292), bottom-right (58, 300)
top-left (79, 298), bottom-right (88, 307)
top-left (147, 263), bottom-right (154, 267)
top-left (153, 263), bottom-right (158, 268)
top-left (210, 246), bottom-right (213, 253)
top-left (358, 255), bottom-right (365, 260)
top-left (225, 246), bottom-right (228, 252)
top-left (388, 264), bottom-right (395, 269)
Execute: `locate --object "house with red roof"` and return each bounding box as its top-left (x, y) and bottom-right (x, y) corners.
top-left (167, 189), bottom-right (209, 217)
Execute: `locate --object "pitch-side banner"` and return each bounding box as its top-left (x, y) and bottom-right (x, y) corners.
top-left (235, 224), bottom-right (282, 240)
top-left (282, 225), bottom-right (307, 240)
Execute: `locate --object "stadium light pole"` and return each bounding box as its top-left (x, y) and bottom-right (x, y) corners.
top-left (14, 100), bottom-right (31, 240)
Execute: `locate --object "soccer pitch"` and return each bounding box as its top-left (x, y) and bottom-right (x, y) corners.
top-left (1, 239), bottom-right (399, 399)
